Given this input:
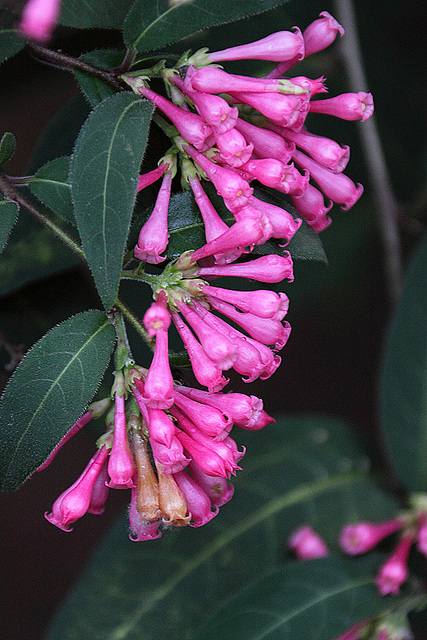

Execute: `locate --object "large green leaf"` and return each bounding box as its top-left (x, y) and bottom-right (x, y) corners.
top-left (380, 234), bottom-right (427, 492)
top-left (0, 29), bottom-right (24, 64)
top-left (0, 197), bottom-right (19, 255)
top-left (0, 310), bottom-right (115, 491)
top-left (59, 0), bottom-right (135, 29)
top-left (124, 0), bottom-right (291, 53)
top-left (45, 416), bottom-right (399, 640)
top-left (197, 554), bottom-right (402, 640)
top-left (29, 157), bottom-right (75, 225)
top-left (74, 50), bottom-right (124, 108)
top-left (70, 92), bottom-right (154, 310)
top-left (132, 187), bottom-right (326, 263)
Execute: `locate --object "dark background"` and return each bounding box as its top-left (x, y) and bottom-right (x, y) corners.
top-left (0, 0), bottom-right (426, 638)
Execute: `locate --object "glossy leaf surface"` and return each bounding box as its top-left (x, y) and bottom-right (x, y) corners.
top-left (380, 235), bottom-right (427, 492)
top-left (70, 92), bottom-right (154, 310)
top-left (124, 0), bottom-right (291, 53)
top-left (30, 157), bottom-right (75, 225)
top-left (45, 416), bottom-right (399, 639)
top-left (0, 310), bottom-right (115, 491)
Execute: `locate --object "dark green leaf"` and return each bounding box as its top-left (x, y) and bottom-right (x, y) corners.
top-left (59, 0), bottom-right (135, 29)
top-left (70, 92), bottom-right (154, 310)
top-left (29, 157), bottom-right (75, 225)
top-left (45, 416), bottom-right (399, 640)
top-left (124, 0), bottom-right (291, 53)
top-left (0, 132), bottom-right (16, 165)
top-left (0, 29), bottom-right (24, 64)
top-left (0, 310), bottom-right (115, 491)
top-left (74, 50), bottom-right (124, 108)
top-left (197, 555), bottom-right (403, 640)
top-left (0, 197), bottom-right (19, 254)
top-left (380, 234), bottom-right (427, 492)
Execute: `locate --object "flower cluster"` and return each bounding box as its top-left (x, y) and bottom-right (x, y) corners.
top-left (41, 12), bottom-right (374, 540)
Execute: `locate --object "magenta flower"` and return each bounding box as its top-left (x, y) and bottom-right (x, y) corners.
top-left (291, 183), bottom-right (333, 232)
top-left (175, 430), bottom-right (229, 478)
top-left (172, 389), bottom-right (232, 439)
top-left (282, 128), bottom-right (350, 173)
top-left (303, 11), bottom-right (345, 56)
top-left (107, 393), bottom-right (134, 489)
top-left (188, 218), bottom-right (264, 264)
top-left (86, 456), bottom-right (109, 515)
top-left (188, 461), bottom-right (234, 507)
top-left (247, 196), bottom-right (302, 243)
top-left (235, 118), bottom-right (295, 165)
top-left (45, 445), bottom-right (109, 531)
top-left (194, 253), bottom-right (294, 283)
top-left (215, 128), bottom-right (254, 168)
top-left (128, 488), bottom-right (161, 542)
top-left (134, 170), bottom-right (172, 264)
top-left (187, 66), bottom-right (305, 95)
top-left (293, 149), bottom-right (364, 210)
top-left (138, 86), bottom-right (211, 149)
top-left (288, 525), bottom-right (329, 559)
top-left (149, 435), bottom-right (190, 475)
top-left (309, 92), bottom-right (374, 122)
top-left (231, 91), bottom-right (309, 130)
top-left (339, 519), bottom-right (404, 555)
top-left (375, 534), bottom-right (413, 596)
top-left (140, 306), bottom-right (174, 409)
top-left (207, 28), bottom-right (304, 63)
top-left (200, 283), bottom-right (289, 320)
top-left (137, 162), bottom-right (169, 193)
top-left (19, 0), bottom-right (61, 43)
top-left (174, 470), bottom-right (218, 527)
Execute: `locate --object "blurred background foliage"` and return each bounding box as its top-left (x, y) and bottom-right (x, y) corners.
top-left (0, 0), bottom-right (425, 637)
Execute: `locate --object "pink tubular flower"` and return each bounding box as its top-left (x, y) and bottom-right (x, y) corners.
top-left (175, 430), bottom-right (229, 478)
top-left (194, 253), bottom-right (294, 284)
top-left (240, 157), bottom-right (295, 190)
top-left (134, 171), bottom-right (172, 263)
top-left (174, 470), bottom-right (218, 527)
top-left (339, 519), bottom-right (404, 555)
top-left (188, 218), bottom-right (264, 265)
top-left (140, 309), bottom-right (173, 409)
top-left (149, 435), bottom-right (190, 475)
top-left (87, 456), bottom-right (109, 515)
top-left (19, 0), bottom-right (61, 43)
top-left (171, 312), bottom-right (228, 392)
top-left (288, 525), bottom-right (329, 559)
top-left (209, 296), bottom-right (291, 350)
top-left (231, 91), bottom-right (309, 130)
top-left (189, 461), bottom-right (234, 507)
top-left (303, 11), bottom-right (345, 56)
top-left (172, 389), bottom-right (232, 439)
top-left (107, 394), bottom-right (134, 489)
top-left (247, 196), bottom-right (302, 243)
top-left (187, 67), bottom-right (305, 95)
top-left (293, 149), bottom-right (363, 210)
top-left (375, 533), bottom-right (413, 596)
top-left (200, 283), bottom-right (289, 320)
top-left (138, 86), bottom-right (211, 149)
top-left (309, 92), bottom-right (374, 122)
top-left (45, 445), bottom-right (109, 532)
top-left (215, 128), bottom-right (254, 168)
top-left (137, 163), bottom-right (169, 192)
top-left (184, 144), bottom-right (253, 210)
top-left (235, 118), bottom-right (295, 164)
top-left (291, 183), bottom-right (333, 232)
top-left (281, 128), bottom-right (350, 173)
top-left (128, 488), bottom-right (161, 542)
top-left (143, 296), bottom-right (171, 337)
top-left (207, 28), bottom-right (305, 63)
top-left (177, 386), bottom-right (263, 430)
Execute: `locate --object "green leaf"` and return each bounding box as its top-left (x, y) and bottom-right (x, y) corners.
top-left (124, 0), bottom-right (291, 53)
top-left (0, 197), bottom-right (19, 255)
top-left (0, 29), bottom-right (24, 64)
top-left (380, 234), bottom-right (427, 492)
top-left (70, 92), bottom-right (154, 310)
top-left (0, 310), bottom-right (115, 492)
top-left (29, 157), bottom-right (75, 225)
top-left (0, 132), bottom-right (16, 165)
top-left (45, 416), bottom-right (399, 640)
top-left (197, 555), bottom-right (402, 640)
top-left (74, 50), bottom-right (124, 108)
top-left (132, 187), bottom-right (326, 263)
top-left (59, 0), bottom-right (135, 29)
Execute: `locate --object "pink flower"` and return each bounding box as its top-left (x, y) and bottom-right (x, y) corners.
top-left (288, 525), bottom-right (329, 559)
top-left (189, 461), bottom-right (234, 507)
top-left (339, 519), bottom-right (404, 555)
top-left (303, 11), bottom-right (344, 56)
top-left (45, 445), bottom-right (109, 531)
top-left (375, 534), bottom-right (413, 596)
top-left (293, 149), bottom-right (363, 210)
top-left (247, 196), bottom-right (302, 243)
top-left (291, 183), bottom-right (333, 232)
top-left (282, 128), bottom-right (350, 173)
top-left (138, 86), bottom-right (211, 149)
top-left (188, 66), bottom-right (305, 95)
top-left (175, 430), bottom-right (229, 478)
top-left (188, 218), bottom-right (264, 265)
top-left (235, 118), bottom-right (295, 165)
top-left (231, 91), bottom-right (309, 130)
top-left (309, 92), bottom-right (374, 122)
top-left (143, 296), bottom-right (171, 337)
top-left (174, 470), bottom-right (218, 527)
top-left (215, 128), bottom-right (254, 168)
top-left (200, 283), bottom-right (289, 319)
top-left (149, 435), bottom-right (190, 475)
top-left (140, 307), bottom-right (174, 409)
top-left (134, 171), bottom-right (172, 263)
top-left (107, 393), bottom-right (134, 489)
top-left (87, 455), bottom-right (109, 515)
top-left (19, 0), bottom-right (61, 43)
top-left (172, 389), bottom-right (232, 439)
top-left (194, 253), bottom-right (294, 284)
top-left (128, 488), bottom-right (161, 542)
top-left (137, 163), bottom-right (169, 193)
top-left (207, 28), bottom-right (305, 63)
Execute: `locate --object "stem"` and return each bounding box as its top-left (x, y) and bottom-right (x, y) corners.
top-left (121, 269), bottom-right (160, 286)
top-left (26, 42), bottom-right (124, 91)
top-left (334, 0), bottom-right (402, 304)
top-left (115, 299), bottom-right (152, 346)
top-left (0, 172), bottom-right (85, 260)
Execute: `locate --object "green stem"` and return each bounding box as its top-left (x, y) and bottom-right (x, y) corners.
top-left (112, 310), bottom-right (134, 370)
top-left (115, 299), bottom-right (152, 347)
top-left (0, 172), bottom-right (85, 260)
top-left (121, 269), bottom-right (159, 286)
